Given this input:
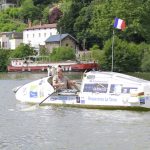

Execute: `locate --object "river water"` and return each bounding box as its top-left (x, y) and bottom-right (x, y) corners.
top-left (0, 72), bottom-right (150, 150)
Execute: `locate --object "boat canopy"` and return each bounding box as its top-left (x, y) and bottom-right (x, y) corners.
top-left (84, 71), bottom-right (149, 84)
top-left (80, 71), bottom-right (150, 94)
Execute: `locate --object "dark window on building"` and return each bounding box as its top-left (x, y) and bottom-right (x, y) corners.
top-left (6, 0), bottom-right (16, 3)
top-left (2, 42), bottom-right (4, 47)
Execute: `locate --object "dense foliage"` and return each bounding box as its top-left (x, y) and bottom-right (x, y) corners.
top-left (0, 49), bottom-right (10, 71)
top-left (141, 46), bottom-right (150, 72)
top-left (50, 47), bottom-right (76, 61)
top-left (10, 43), bottom-right (35, 58)
top-left (57, 0), bottom-right (150, 72)
top-left (101, 37), bottom-right (143, 72)
top-left (0, 0), bottom-right (150, 72)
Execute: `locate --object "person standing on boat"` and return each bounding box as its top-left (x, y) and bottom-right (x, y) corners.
top-left (51, 66), bottom-right (57, 77)
top-left (52, 67), bottom-right (79, 90)
top-left (47, 65), bottom-right (52, 77)
top-left (57, 65), bottom-right (62, 69)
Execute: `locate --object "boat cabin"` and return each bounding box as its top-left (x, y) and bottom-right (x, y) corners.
top-left (80, 71), bottom-right (150, 95)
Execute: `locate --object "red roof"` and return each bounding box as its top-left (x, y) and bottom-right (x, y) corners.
top-left (25, 23), bottom-right (57, 30)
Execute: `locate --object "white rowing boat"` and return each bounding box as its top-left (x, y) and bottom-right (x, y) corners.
top-left (14, 71), bottom-right (150, 110)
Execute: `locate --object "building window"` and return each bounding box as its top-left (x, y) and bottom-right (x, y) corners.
top-left (27, 34), bottom-right (28, 38)
top-left (50, 32), bottom-right (52, 36)
top-left (7, 0), bottom-right (15, 3)
top-left (44, 33), bottom-right (46, 37)
top-left (2, 42), bottom-right (4, 47)
top-left (2, 42), bottom-right (7, 48)
top-left (33, 34), bottom-right (34, 38)
top-left (5, 42), bottom-right (7, 48)
top-left (39, 33), bottom-right (41, 37)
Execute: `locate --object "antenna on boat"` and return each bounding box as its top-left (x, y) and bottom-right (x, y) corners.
top-left (111, 30), bottom-right (115, 72)
top-left (112, 18), bottom-right (126, 72)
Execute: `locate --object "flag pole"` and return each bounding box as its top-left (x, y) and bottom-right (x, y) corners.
top-left (111, 29), bottom-right (115, 72)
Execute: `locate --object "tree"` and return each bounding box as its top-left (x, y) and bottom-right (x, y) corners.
top-left (39, 46), bottom-right (49, 56)
top-left (49, 6), bottom-right (62, 24)
top-left (33, 0), bottom-right (59, 5)
top-left (102, 37), bottom-right (142, 72)
top-left (11, 43), bottom-right (35, 58)
top-left (41, 6), bottom-right (50, 23)
top-left (141, 45), bottom-right (150, 71)
top-left (58, 1), bottom-right (86, 37)
top-left (0, 8), bottom-right (26, 32)
top-left (59, 0), bottom-right (150, 49)
top-left (90, 44), bottom-right (105, 67)
top-left (0, 49), bottom-right (10, 72)
top-left (50, 47), bottom-right (76, 61)
top-left (74, 6), bottom-right (95, 49)
top-left (141, 0), bottom-right (150, 43)
top-left (20, 0), bottom-right (42, 23)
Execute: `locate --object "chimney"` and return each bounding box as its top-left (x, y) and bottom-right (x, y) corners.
top-left (40, 21), bottom-right (42, 26)
top-left (28, 19), bottom-right (32, 28)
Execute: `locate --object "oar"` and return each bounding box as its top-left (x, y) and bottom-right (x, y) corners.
top-left (12, 85), bottom-right (22, 93)
top-left (38, 93), bottom-right (53, 106)
top-left (21, 92), bottom-right (55, 111)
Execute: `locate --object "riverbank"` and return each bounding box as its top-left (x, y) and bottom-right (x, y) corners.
top-left (0, 72), bottom-right (83, 80)
top-left (127, 72), bottom-right (150, 81)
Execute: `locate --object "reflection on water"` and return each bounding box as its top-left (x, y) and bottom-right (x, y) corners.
top-left (81, 109), bottom-right (144, 123)
top-left (0, 72), bottom-right (83, 80)
top-left (0, 72), bottom-right (150, 150)
top-left (0, 72), bottom-right (47, 80)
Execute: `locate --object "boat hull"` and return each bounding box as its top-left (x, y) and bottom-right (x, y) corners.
top-left (21, 99), bottom-right (150, 111)
top-left (16, 89), bottom-right (150, 111)
top-left (7, 61), bottom-right (98, 72)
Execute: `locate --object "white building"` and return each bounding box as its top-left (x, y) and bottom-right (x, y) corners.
top-left (0, 32), bottom-right (23, 49)
top-left (23, 23), bottom-right (58, 52)
top-left (0, 0), bottom-right (16, 11)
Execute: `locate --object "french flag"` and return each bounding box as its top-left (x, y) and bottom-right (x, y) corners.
top-left (114, 18), bottom-right (126, 30)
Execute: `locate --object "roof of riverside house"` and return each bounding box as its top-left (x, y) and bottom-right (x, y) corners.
top-left (25, 23), bottom-right (57, 30)
top-left (0, 32), bottom-right (23, 39)
top-left (45, 33), bottom-right (77, 43)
